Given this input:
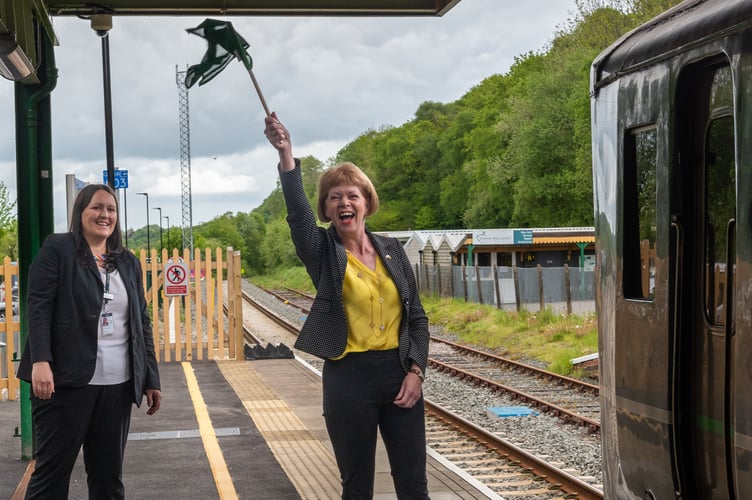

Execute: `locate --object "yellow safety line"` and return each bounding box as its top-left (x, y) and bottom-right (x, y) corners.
top-left (181, 362), bottom-right (238, 499)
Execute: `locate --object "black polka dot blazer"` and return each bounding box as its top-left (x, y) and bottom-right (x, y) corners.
top-left (279, 160), bottom-right (429, 373)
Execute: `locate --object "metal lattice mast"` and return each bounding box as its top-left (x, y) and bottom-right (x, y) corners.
top-left (176, 65), bottom-right (193, 251)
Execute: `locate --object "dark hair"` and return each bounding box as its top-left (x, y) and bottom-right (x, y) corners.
top-left (69, 184), bottom-right (124, 262)
top-left (316, 162), bottom-right (379, 222)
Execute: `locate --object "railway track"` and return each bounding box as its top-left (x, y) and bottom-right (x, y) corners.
top-left (257, 286), bottom-right (601, 432)
top-left (242, 286), bottom-right (603, 499)
top-left (430, 339), bottom-right (600, 432)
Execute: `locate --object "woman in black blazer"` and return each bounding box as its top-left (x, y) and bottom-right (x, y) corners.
top-left (17, 184), bottom-right (161, 499)
top-left (265, 113), bottom-right (430, 499)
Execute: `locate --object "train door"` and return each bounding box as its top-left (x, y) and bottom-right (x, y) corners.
top-left (673, 59), bottom-right (736, 498)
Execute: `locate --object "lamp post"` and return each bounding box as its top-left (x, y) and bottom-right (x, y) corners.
top-left (163, 216), bottom-right (171, 252)
top-left (153, 207), bottom-right (163, 252)
top-left (91, 13), bottom-right (116, 192)
top-left (136, 192), bottom-right (150, 258)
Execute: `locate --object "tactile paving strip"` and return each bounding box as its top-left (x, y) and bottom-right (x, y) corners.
top-left (217, 361), bottom-right (341, 499)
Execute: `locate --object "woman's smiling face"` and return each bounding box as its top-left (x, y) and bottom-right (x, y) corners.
top-left (82, 189), bottom-right (118, 244)
top-left (324, 184), bottom-right (369, 236)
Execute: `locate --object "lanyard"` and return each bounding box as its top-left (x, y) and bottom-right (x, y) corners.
top-left (103, 270), bottom-right (114, 303)
top-left (95, 253), bottom-right (114, 303)
top-left (105, 273), bottom-right (111, 299)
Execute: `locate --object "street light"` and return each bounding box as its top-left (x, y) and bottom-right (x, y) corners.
top-left (163, 216), bottom-right (171, 252)
top-left (136, 192), bottom-right (150, 258)
top-left (91, 13), bottom-right (116, 191)
top-left (152, 207), bottom-right (163, 252)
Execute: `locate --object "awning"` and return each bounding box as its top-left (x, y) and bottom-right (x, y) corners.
top-left (533, 236), bottom-right (595, 245)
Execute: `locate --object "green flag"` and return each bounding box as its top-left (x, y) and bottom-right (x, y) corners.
top-left (185, 19), bottom-right (252, 88)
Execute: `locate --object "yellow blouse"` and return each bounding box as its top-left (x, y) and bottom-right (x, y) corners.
top-left (334, 252), bottom-right (401, 358)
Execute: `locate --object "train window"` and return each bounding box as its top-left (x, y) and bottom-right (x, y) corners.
top-left (623, 126), bottom-right (657, 300)
top-left (704, 66), bottom-right (735, 326)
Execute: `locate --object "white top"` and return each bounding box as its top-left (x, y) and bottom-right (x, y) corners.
top-left (90, 267), bottom-right (131, 385)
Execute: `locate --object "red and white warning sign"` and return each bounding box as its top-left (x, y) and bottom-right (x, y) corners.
top-left (163, 261), bottom-right (189, 296)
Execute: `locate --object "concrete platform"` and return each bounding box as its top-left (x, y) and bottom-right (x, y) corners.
top-left (2, 358), bottom-right (491, 499)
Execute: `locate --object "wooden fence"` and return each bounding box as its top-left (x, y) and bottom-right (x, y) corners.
top-left (0, 257), bottom-right (19, 400)
top-left (0, 248), bottom-right (243, 401)
top-left (139, 247), bottom-right (244, 363)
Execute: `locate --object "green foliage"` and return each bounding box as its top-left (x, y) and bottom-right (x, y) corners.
top-left (82, 0), bottom-right (684, 278)
top-left (249, 265), bottom-right (315, 293)
top-left (260, 218), bottom-right (299, 271)
top-left (0, 183), bottom-right (17, 259)
top-left (0, 183), bottom-right (15, 230)
top-left (422, 297), bottom-right (598, 376)
top-left (0, 219), bottom-right (18, 260)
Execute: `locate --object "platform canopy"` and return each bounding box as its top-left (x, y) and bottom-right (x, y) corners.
top-left (44, 0), bottom-right (461, 16)
top-left (1, 0), bottom-right (460, 83)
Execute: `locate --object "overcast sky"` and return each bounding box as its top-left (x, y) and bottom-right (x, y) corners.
top-left (0, 0), bottom-right (579, 236)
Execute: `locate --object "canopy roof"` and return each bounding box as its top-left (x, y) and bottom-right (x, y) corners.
top-left (44, 0), bottom-right (461, 16)
top-left (1, 0), bottom-right (461, 83)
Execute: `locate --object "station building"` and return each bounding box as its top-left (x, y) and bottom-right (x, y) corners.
top-left (378, 227), bottom-right (596, 270)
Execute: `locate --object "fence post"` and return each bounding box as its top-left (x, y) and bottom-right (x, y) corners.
top-left (435, 264), bottom-right (441, 298)
top-left (216, 248), bottom-right (225, 359)
top-left (513, 264), bottom-right (521, 312)
top-left (233, 250), bottom-right (244, 360)
top-left (204, 248), bottom-right (215, 361)
top-left (493, 265), bottom-right (501, 310)
top-left (449, 263), bottom-right (455, 298)
top-left (564, 264), bottom-right (572, 315)
top-left (538, 264), bottom-right (544, 311)
top-left (192, 248), bottom-right (203, 360)
top-left (226, 247), bottom-right (236, 359)
top-left (475, 265), bottom-right (483, 305)
top-left (462, 265), bottom-right (468, 302)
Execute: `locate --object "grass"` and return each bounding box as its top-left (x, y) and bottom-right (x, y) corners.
top-left (250, 266), bottom-right (315, 292)
top-left (250, 268), bottom-right (598, 377)
top-left (421, 297), bottom-right (597, 377)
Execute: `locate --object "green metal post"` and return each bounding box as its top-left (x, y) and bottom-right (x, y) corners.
top-left (15, 32), bottom-right (57, 460)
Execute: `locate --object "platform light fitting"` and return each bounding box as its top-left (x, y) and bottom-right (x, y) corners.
top-left (0, 31), bottom-right (34, 81)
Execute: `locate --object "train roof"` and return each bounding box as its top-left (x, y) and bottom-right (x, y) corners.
top-left (592, 0), bottom-right (752, 93)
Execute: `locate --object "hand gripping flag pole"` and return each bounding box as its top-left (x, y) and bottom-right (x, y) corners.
top-left (185, 19), bottom-right (271, 117)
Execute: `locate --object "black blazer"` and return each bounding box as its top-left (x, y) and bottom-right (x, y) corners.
top-left (16, 233), bottom-right (160, 406)
top-left (280, 160), bottom-right (429, 372)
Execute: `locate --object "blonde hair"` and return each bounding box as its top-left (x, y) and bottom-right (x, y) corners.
top-left (317, 162), bottom-right (380, 222)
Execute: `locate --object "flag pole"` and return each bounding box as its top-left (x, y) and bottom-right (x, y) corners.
top-left (245, 67), bottom-right (270, 117)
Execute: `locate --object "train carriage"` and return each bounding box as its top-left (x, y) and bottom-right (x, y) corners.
top-left (591, 0), bottom-right (752, 498)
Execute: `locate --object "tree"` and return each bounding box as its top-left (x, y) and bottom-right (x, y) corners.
top-left (0, 182), bottom-right (17, 259)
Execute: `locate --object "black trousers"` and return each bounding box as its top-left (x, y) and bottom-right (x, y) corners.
top-left (25, 381), bottom-right (132, 500)
top-left (323, 349), bottom-right (430, 500)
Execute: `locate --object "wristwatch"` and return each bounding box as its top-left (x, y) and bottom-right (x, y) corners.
top-left (409, 366), bottom-right (425, 382)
